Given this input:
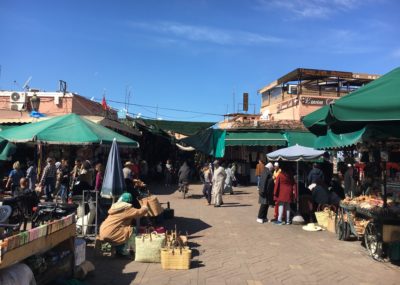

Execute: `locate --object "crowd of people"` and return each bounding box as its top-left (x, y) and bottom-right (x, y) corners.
top-left (254, 159), bottom-right (353, 225)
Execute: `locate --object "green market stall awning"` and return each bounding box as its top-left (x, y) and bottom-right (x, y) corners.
top-left (314, 124), bottom-right (400, 149)
top-left (284, 131), bottom-right (318, 148)
top-left (0, 113), bottom-right (139, 147)
top-left (314, 128), bottom-right (365, 149)
top-left (0, 138), bottom-right (16, 161)
top-left (303, 67), bottom-right (400, 135)
top-left (140, 119), bottom-right (216, 136)
top-left (301, 105), bottom-right (330, 135)
top-left (181, 129), bottom-right (226, 158)
top-left (330, 67), bottom-right (400, 123)
top-left (225, 132), bottom-right (286, 146)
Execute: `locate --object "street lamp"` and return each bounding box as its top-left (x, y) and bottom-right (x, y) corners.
top-left (30, 93), bottom-right (40, 111)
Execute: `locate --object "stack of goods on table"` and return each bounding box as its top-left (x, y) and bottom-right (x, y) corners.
top-left (340, 195), bottom-right (400, 217)
top-left (134, 225), bottom-right (192, 270)
top-left (0, 214), bottom-right (75, 257)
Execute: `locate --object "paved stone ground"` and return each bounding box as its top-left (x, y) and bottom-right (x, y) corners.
top-left (86, 183), bottom-right (400, 285)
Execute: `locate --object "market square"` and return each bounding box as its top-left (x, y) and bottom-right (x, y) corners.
top-left (1, 1), bottom-right (400, 284)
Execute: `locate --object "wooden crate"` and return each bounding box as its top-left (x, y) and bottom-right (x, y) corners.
top-left (383, 225), bottom-right (400, 243)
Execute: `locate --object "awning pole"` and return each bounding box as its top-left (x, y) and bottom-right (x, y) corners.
top-left (297, 161), bottom-right (299, 212)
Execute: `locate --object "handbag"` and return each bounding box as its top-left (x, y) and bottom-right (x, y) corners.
top-left (140, 195), bottom-right (163, 217)
top-left (161, 246), bottom-right (191, 270)
top-left (135, 232), bottom-right (166, 263)
top-left (161, 231), bottom-right (191, 270)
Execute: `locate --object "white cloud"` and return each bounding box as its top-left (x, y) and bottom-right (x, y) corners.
top-left (126, 21), bottom-right (283, 46)
top-left (257, 0), bottom-right (364, 19)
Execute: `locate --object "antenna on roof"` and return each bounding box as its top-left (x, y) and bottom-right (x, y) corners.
top-left (22, 76), bottom-right (32, 91)
top-left (59, 80), bottom-right (67, 95)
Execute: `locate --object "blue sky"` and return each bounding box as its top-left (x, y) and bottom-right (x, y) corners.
top-left (1, 0), bottom-right (399, 122)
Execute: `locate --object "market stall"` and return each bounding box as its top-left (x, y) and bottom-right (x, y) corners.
top-left (303, 66), bottom-right (400, 261)
top-left (338, 195), bottom-right (400, 260)
top-left (0, 213), bottom-right (77, 284)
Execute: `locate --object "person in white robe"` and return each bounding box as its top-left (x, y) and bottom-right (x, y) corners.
top-left (212, 160), bottom-right (226, 207)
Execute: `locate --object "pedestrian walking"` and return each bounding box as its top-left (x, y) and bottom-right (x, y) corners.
top-left (40, 157), bottom-right (57, 201)
top-left (344, 164), bottom-right (357, 198)
top-left (6, 161), bottom-right (24, 195)
top-left (255, 159), bottom-right (265, 189)
top-left (94, 163), bottom-right (104, 192)
top-left (257, 163), bottom-right (274, 223)
top-left (202, 164), bottom-right (212, 205)
top-left (26, 160), bottom-right (37, 191)
top-left (165, 160), bottom-right (174, 187)
top-left (224, 163), bottom-right (235, 195)
top-left (58, 158), bottom-right (70, 202)
top-left (273, 163), bottom-right (297, 225)
top-left (307, 163), bottom-right (325, 186)
top-left (211, 160), bottom-right (226, 207)
top-left (272, 162), bottom-right (282, 221)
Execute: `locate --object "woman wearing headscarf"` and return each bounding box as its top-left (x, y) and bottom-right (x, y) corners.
top-left (99, 193), bottom-right (149, 257)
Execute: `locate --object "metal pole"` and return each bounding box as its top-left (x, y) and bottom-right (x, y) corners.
top-left (297, 161), bottom-right (300, 212)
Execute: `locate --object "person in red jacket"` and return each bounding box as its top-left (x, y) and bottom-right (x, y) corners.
top-left (273, 163), bottom-right (297, 225)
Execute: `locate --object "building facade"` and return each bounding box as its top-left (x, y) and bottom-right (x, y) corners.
top-left (258, 68), bottom-right (379, 122)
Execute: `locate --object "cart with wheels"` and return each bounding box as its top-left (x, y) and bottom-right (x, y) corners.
top-left (337, 201), bottom-right (400, 261)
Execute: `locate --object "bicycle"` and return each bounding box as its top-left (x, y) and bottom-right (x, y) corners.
top-left (178, 182), bottom-right (189, 199)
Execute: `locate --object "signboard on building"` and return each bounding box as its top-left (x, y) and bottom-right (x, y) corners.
top-left (277, 98), bottom-right (297, 112)
top-left (300, 96), bottom-right (336, 106)
top-left (243, 93), bottom-right (248, 111)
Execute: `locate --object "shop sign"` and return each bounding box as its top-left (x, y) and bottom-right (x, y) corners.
top-left (301, 96), bottom-right (336, 106)
top-left (277, 98), bottom-right (296, 111)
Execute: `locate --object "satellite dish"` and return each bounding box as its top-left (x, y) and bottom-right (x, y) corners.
top-left (22, 76), bottom-right (32, 91)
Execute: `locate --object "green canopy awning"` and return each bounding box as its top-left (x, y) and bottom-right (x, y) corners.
top-left (284, 131), bottom-right (318, 148)
top-left (314, 128), bottom-right (365, 149)
top-left (225, 132), bottom-right (287, 146)
top-left (0, 138), bottom-right (17, 160)
top-left (0, 113), bottom-right (139, 147)
top-left (331, 67), bottom-right (400, 122)
top-left (301, 105), bottom-right (330, 135)
top-left (304, 67), bottom-right (400, 135)
top-left (314, 124), bottom-right (400, 149)
top-left (181, 129), bottom-right (226, 158)
top-left (140, 119), bottom-right (216, 136)
top-left (0, 125), bottom-right (18, 131)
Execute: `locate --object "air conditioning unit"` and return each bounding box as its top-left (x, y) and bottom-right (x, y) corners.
top-left (287, 85), bottom-right (298, 95)
top-left (10, 92), bottom-right (27, 111)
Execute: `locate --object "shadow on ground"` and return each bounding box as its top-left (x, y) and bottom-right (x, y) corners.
top-left (164, 216), bottom-right (211, 235)
top-left (221, 202), bottom-right (252, 208)
top-left (85, 246), bottom-right (138, 285)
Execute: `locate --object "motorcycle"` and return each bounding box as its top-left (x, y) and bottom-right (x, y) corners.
top-left (31, 201), bottom-right (77, 228)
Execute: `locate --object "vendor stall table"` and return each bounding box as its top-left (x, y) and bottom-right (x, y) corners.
top-left (0, 223), bottom-right (76, 284)
top-left (0, 223), bottom-right (76, 269)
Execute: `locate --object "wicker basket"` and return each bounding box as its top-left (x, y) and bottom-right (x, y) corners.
top-left (140, 195), bottom-right (164, 217)
top-left (161, 247), bottom-right (191, 270)
top-left (315, 206), bottom-right (330, 228)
